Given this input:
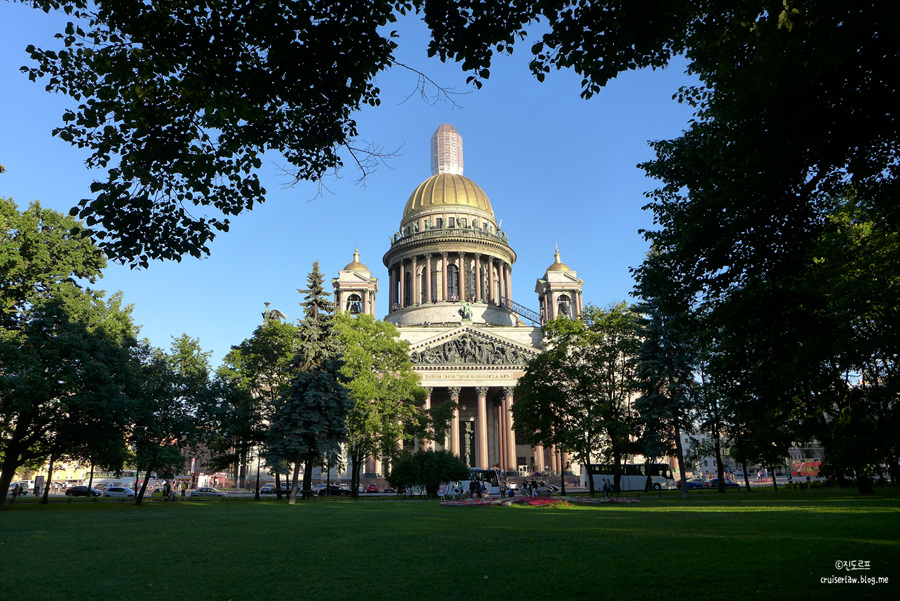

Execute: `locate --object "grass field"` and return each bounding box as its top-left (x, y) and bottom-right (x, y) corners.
top-left (1, 488), bottom-right (898, 601)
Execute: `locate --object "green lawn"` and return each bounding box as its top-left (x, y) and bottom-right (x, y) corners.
top-left (1, 488), bottom-right (897, 600)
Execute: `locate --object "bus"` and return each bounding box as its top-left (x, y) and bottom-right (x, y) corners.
top-left (90, 470), bottom-right (158, 492)
top-left (460, 468), bottom-right (506, 497)
top-left (584, 463), bottom-right (675, 492)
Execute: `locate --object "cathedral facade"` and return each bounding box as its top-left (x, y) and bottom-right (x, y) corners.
top-left (332, 124), bottom-right (585, 476)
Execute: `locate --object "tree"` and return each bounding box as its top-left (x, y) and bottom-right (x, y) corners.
top-left (0, 198), bottom-right (136, 507)
top-left (387, 449), bottom-right (469, 498)
top-left (266, 261), bottom-right (351, 503)
top-left (21, 2), bottom-right (898, 269)
top-left (132, 335), bottom-right (211, 505)
top-left (206, 310), bottom-right (299, 498)
top-left (23, 0), bottom-right (400, 266)
top-left (333, 312), bottom-right (424, 498)
top-left (632, 298), bottom-right (696, 498)
top-left (513, 303), bottom-right (640, 495)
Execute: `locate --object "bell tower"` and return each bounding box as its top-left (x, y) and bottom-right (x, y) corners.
top-left (535, 247), bottom-right (584, 326)
top-left (332, 249), bottom-right (378, 317)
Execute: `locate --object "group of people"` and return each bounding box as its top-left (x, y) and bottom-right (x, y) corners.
top-left (161, 481), bottom-right (187, 501)
top-left (520, 479), bottom-right (542, 498)
top-left (600, 478), bottom-right (614, 498)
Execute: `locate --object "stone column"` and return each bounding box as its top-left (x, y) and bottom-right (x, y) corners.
top-left (441, 252), bottom-right (448, 302)
top-left (550, 445), bottom-right (559, 473)
top-left (488, 258), bottom-right (496, 303)
top-left (475, 254), bottom-right (482, 302)
top-left (411, 255), bottom-right (418, 305)
top-left (504, 264), bottom-right (512, 300)
top-left (449, 387), bottom-right (461, 456)
top-left (388, 263), bottom-right (398, 313)
top-left (548, 292), bottom-right (555, 321)
top-left (476, 386), bottom-right (488, 468)
top-left (424, 253), bottom-right (432, 303)
top-left (561, 450), bottom-right (570, 475)
top-left (534, 444), bottom-right (544, 472)
top-left (398, 260), bottom-right (405, 309)
top-left (457, 252), bottom-right (466, 301)
top-left (504, 387), bottom-right (517, 474)
top-left (496, 400), bottom-right (505, 470)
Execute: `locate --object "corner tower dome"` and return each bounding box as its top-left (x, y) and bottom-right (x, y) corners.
top-left (344, 248), bottom-right (368, 271)
top-left (546, 248), bottom-right (573, 272)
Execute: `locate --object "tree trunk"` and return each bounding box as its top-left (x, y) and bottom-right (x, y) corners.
top-left (275, 471), bottom-right (283, 500)
top-left (585, 462), bottom-right (596, 496)
top-left (741, 460), bottom-right (752, 492)
top-left (712, 407), bottom-right (725, 493)
top-left (254, 453), bottom-right (261, 501)
top-left (0, 452), bottom-right (19, 507)
top-left (41, 454), bottom-right (55, 504)
top-left (769, 463), bottom-right (779, 492)
top-left (136, 449), bottom-right (160, 506)
top-left (350, 447), bottom-right (363, 499)
top-left (302, 459), bottom-right (314, 500)
top-left (289, 454), bottom-right (302, 505)
top-left (673, 414), bottom-right (689, 500)
top-left (559, 452), bottom-right (567, 496)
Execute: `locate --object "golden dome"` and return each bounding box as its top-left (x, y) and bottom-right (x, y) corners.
top-left (402, 173), bottom-right (494, 219)
top-left (547, 249), bottom-right (572, 272)
top-left (343, 249), bottom-right (369, 271)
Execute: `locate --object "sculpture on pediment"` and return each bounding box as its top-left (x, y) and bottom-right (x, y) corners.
top-left (409, 333), bottom-right (534, 366)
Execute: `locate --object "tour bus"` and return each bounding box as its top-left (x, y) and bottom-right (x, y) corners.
top-left (460, 468), bottom-right (506, 497)
top-left (90, 470), bottom-right (157, 492)
top-left (585, 463), bottom-right (676, 492)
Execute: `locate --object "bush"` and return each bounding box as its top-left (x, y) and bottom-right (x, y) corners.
top-left (387, 449), bottom-right (470, 497)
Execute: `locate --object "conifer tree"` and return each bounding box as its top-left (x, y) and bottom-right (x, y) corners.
top-left (267, 262), bottom-right (351, 503)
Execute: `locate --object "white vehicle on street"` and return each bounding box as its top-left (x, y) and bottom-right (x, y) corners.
top-left (103, 486), bottom-right (136, 498)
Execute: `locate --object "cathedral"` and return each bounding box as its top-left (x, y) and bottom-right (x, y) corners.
top-left (331, 124), bottom-right (585, 477)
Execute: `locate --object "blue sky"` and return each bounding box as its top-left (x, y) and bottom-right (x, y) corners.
top-left (1, 3), bottom-right (697, 367)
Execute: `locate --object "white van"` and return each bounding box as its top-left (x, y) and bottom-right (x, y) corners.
top-left (12, 480), bottom-right (35, 495)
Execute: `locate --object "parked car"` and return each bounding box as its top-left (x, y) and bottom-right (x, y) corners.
top-left (316, 484), bottom-right (351, 497)
top-left (383, 485), bottom-right (395, 494)
top-left (259, 483), bottom-right (276, 494)
top-left (705, 478), bottom-right (740, 489)
top-left (103, 486), bottom-right (136, 498)
top-left (65, 486), bottom-right (102, 497)
top-left (365, 484), bottom-right (379, 493)
top-left (190, 487), bottom-right (228, 498)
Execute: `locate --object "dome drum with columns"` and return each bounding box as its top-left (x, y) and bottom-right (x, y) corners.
top-left (333, 124), bottom-right (584, 477)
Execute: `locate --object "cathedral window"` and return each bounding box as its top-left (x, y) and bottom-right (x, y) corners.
top-left (448, 217), bottom-right (455, 228)
top-left (435, 217), bottom-right (443, 229)
top-left (459, 218), bottom-right (467, 228)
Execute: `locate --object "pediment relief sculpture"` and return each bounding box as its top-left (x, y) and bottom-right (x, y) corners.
top-left (410, 332), bottom-right (536, 366)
